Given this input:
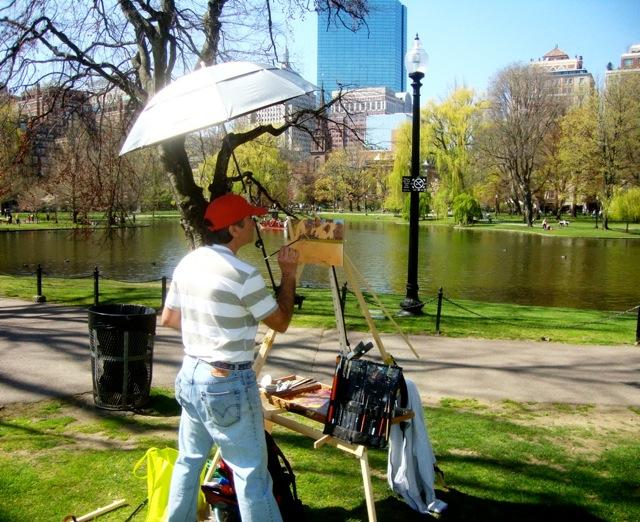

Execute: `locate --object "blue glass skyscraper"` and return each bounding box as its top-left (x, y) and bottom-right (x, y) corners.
top-left (317, 0), bottom-right (407, 94)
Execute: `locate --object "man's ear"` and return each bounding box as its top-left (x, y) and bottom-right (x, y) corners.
top-left (227, 223), bottom-right (240, 238)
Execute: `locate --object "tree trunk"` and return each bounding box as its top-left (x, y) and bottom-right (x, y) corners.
top-left (523, 189), bottom-right (534, 227)
top-left (159, 138), bottom-right (207, 249)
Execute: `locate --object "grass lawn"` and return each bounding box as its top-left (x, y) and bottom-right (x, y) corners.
top-left (0, 210), bottom-right (177, 231)
top-left (476, 214), bottom-right (640, 239)
top-left (318, 212), bottom-right (640, 239)
top-left (0, 389), bottom-right (637, 521)
top-left (0, 275), bottom-right (636, 345)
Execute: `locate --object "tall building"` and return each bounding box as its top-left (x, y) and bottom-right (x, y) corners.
top-left (241, 91), bottom-right (317, 153)
top-left (327, 86), bottom-right (410, 148)
top-left (618, 43), bottom-right (640, 70)
top-left (317, 0), bottom-right (407, 94)
top-left (234, 55), bottom-right (318, 153)
top-left (17, 86), bottom-right (97, 177)
top-left (605, 43), bottom-right (640, 85)
top-left (531, 46), bottom-right (594, 101)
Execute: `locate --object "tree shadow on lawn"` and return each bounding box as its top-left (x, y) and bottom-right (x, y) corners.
top-left (304, 491), bottom-right (603, 521)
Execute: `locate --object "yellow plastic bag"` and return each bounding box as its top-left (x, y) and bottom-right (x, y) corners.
top-left (133, 447), bottom-right (208, 521)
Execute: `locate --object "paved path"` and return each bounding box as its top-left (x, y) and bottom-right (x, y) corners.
top-left (1, 298), bottom-right (639, 406)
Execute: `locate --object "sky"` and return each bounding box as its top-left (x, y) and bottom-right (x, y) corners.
top-left (286, 0), bottom-right (640, 103)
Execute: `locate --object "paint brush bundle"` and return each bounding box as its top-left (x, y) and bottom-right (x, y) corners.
top-left (269, 375), bottom-right (322, 398)
top-left (323, 356), bottom-right (404, 449)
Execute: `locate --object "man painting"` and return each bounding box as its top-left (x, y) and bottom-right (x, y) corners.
top-left (161, 193), bottom-right (299, 521)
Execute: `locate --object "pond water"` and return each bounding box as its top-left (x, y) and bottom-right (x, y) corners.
top-left (1, 219), bottom-right (638, 311)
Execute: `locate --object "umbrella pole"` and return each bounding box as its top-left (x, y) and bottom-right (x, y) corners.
top-left (254, 220), bottom-right (278, 291)
top-left (227, 145), bottom-right (278, 292)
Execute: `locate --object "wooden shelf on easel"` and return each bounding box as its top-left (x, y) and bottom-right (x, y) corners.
top-left (262, 381), bottom-right (331, 423)
top-left (262, 381), bottom-right (414, 427)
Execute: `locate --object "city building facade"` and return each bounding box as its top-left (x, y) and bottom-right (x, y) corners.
top-left (327, 87), bottom-right (411, 148)
top-left (531, 46), bottom-right (594, 101)
top-left (240, 90), bottom-right (318, 153)
top-left (317, 0), bottom-right (407, 94)
top-left (618, 43), bottom-right (640, 70)
top-left (16, 86), bottom-right (97, 177)
top-left (605, 43), bottom-right (640, 84)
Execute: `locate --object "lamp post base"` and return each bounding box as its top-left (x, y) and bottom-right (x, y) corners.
top-left (399, 297), bottom-right (424, 316)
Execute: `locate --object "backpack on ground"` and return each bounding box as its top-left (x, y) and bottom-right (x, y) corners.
top-left (202, 431), bottom-right (304, 522)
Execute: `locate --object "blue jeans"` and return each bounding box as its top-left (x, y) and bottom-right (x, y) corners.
top-left (167, 356), bottom-right (282, 522)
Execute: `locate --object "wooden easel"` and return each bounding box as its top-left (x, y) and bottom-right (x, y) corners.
top-left (250, 253), bottom-right (418, 522)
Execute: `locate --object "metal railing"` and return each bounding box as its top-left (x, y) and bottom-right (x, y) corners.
top-left (1, 265), bottom-right (169, 309)
top-left (4, 266), bottom-right (639, 344)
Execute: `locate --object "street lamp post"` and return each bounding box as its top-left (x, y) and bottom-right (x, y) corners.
top-left (400, 34), bottom-right (428, 316)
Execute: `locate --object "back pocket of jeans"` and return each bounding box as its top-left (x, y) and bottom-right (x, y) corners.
top-left (202, 389), bottom-right (241, 427)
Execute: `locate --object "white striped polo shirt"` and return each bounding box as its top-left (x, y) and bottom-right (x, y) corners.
top-left (165, 244), bottom-right (278, 362)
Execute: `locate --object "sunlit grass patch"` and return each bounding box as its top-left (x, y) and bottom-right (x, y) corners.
top-left (0, 394), bottom-right (638, 521)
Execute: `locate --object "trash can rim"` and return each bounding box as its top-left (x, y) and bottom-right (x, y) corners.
top-left (88, 304), bottom-right (157, 317)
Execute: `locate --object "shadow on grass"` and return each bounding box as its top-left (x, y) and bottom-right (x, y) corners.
top-left (136, 388), bottom-right (180, 416)
top-left (303, 492), bottom-right (604, 521)
top-left (0, 388), bottom-right (182, 454)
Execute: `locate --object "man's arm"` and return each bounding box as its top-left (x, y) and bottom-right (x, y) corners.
top-left (262, 246), bottom-right (299, 333)
top-left (160, 306), bottom-right (181, 331)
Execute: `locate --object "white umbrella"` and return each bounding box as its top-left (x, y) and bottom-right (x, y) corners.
top-left (120, 61), bottom-right (317, 155)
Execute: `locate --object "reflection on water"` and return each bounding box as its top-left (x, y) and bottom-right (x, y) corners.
top-left (0, 220), bottom-right (638, 311)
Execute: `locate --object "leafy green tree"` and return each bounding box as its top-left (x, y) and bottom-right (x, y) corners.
top-left (195, 133), bottom-right (291, 208)
top-left (557, 101), bottom-right (598, 217)
top-left (401, 192), bottom-right (430, 220)
top-left (385, 119), bottom-right (432, 216)
top-left (431, 187), bottom-right (449, 220)
top-left (556, 75), bottom-right (640, 228)
top-left (235, 135), bottom-right (291, 206)
top-left (363, 154), bottom-right (392, 212)
top-left (478, 64), bottom-right (564, 227)
top-left (314, 147), bottom-right (372, 211)
top-left (386, 88), bottom-right (481, 218)
top-left (452, 192), bottom-right (481, 225)
top-left (608, 188), bottom-right (640, 232)
top-left (314, 170), bottom-right (344, 211)
top-left (592, 75), bottom-right (640, 228)
top-left (423, 88), bottom-right (484, 200)
top-left (385, 121), bottom-right (412, 212)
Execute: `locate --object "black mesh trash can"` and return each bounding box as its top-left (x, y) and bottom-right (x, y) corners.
top-left (88, 304), bottom-right (156, 410)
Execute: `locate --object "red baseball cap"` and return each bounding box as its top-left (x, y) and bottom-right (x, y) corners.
top-left (204, 194), bottom-right (267, 231)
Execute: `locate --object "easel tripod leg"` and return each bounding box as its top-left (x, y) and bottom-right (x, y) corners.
top-left (358, 447), bottom-right (377, 522)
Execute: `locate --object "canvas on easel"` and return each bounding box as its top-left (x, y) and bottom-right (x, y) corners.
top-left (287, 217), bottom-right (344, 267)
